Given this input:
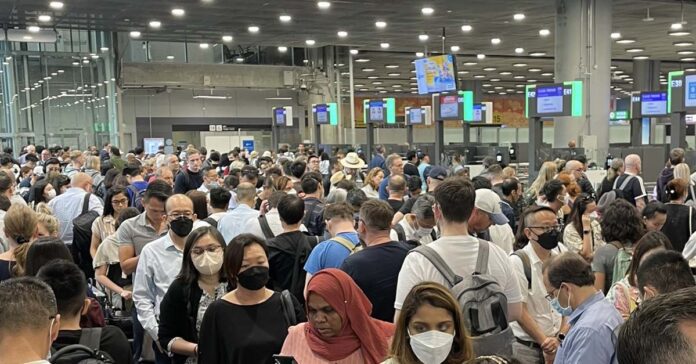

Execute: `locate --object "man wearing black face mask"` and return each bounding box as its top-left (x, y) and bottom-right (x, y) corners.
top-left (133, 194), bottom-right (196, 364)
top-left (509, 206), bottom-right (568, 364)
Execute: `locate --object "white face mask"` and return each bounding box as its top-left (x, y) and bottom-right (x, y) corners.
top-left (191, 250), bottom-right (224, 275)
top-left (415, 227), bottom-right (433, 239)
top-left (45, 188), bottom-right (56, 200)
top-left (408, 329), bottom-right (455, 364)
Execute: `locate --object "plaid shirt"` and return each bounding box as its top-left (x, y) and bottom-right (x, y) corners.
top-left (303, 197), bottom-right (325, 237)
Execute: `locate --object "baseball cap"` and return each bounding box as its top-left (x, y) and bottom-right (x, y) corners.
top-left (428, 166), bottom-right (448, 181)
top-left (474, 189), bottom-right (508, 225)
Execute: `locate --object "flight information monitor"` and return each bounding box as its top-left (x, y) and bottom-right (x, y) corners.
top-left (315, 104), bottom-right (330, 124)
top-left (536, 85), bottom-right (564, 114)
top-left (685, 74), bottom-right (696, 109)
top-left (439, 95), bottom-right (460, 119)
top-left (525, 81), bottom-right (583, 118)
top-left (408, 107), bottom-right (423, 125)
top-left (415, 54), bottom-right (458, 95)
top-left (641, 92), bottom-right (668, 116)
top-left (274, 108), bottom-right (286, 126)
top-left (368, 100), bottom-right (385, 123)
top-left (473, 104), bottom-right (483, 122)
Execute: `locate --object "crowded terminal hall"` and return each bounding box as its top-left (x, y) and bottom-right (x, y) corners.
top-left (3, 1), bottom-right (696, 364)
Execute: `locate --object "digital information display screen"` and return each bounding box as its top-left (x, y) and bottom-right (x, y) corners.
top-left (409, 108), bottom-right (423, 124)
top-left (275, 108), bottom-right (285, 126)
top-left (641, 92), bottom-right (667, 116)
top-left (440, 95), bottom-right (460, 119)
top-left (685, 75), bottom-right (696, 109)
top-left (473, 104), bottom-right (483, 122)
top-left (368, 100), bottom-right (385, 122)
top-left (415, 54), bottom-right (458, 94)
top-left (536, 86), bottom-right (564, 114)
top-left (315, 105), bottom-right (329, 124)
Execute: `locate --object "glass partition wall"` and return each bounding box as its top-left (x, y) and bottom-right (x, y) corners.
top-left (0, 29), bottom-right (118, 152)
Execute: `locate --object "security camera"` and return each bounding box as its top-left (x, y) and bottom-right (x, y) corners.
top-left (300, 79), bottom-right (308, 90)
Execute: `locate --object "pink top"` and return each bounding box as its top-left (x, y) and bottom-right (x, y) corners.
top-left (281, 323), bottom-right (384, 364)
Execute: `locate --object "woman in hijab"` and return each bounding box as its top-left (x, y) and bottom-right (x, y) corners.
top-left (279, 269), bottom-right (394, 364)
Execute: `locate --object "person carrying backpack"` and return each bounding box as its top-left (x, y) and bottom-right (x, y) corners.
top-left (123, 163), bottom-right (148, 212)
top-left (395, 178), bottom-right (522, 357)
top-left (599, 154), bottom-right (647, 211)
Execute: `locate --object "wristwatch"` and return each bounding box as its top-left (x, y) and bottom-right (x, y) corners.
top-left (583, 229), bottom-right (591, 235)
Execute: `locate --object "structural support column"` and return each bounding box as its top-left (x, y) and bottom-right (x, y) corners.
top-left (555, 0), bottom-right (612, 163)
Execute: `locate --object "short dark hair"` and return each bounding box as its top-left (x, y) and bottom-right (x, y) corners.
top-left (178, 226), bottom-right (227, 285)
top-left (637, 250), bottom-right (695, 297)
top-left (670, 147), bottom-right (685, 166)
top-left (434, 177), bottom-right (475, 223)
top-left (209, 187), bottom-right (232, 210)
top-left (618, 286), bottom-right (696, 364)
top-left (514, 205), bottom-right (557, 250)
top-left (224, 234), bottom-right (268, 287)
top-left (0, 172), bottom-right (12, 194)
top-left (290, 160), bottom-right (307, 179)
top-left (277, 194), bottom-right (305, 225)
top-left (539, 179), bottom-right (564, 202)
top-left (241, 166), bottom-right (259, 182)
top-left (24, 237), bottom-right (73, 277)
top-left (347, 189), bottom-right (368, 212)
top-left (268, 191), bottom-right (286, 209)
top-left (360, 199), bottom-right (394, 231)
top-left (36, 260), bottom-right (86, 317)
top-left (600, 199), bottom-right (645, 245)
top-left (110, 146), bottom-right (121, 157)
top-left (0, 277), bottom-right (57, 332)
top-left (642, 201), bottom-right (667, 219)
top-left (407, 175), bottom-right (422, 193)
top-left (406, 150), bottom-right (417, 161)
top-left (471, 175), bottom-right (492, 190)
top-left (301, 173), bottom-right (322, 194)
top-left (323, 202), bottom-right (354, 221)
top-left (116, 207), bottom-right (140, 229)
top-left (144, 179), bottom-right (173, 204)
top-left (543, 252), bottom-right (595, 288)
top-left (501, 178), bottom-right (520, 197)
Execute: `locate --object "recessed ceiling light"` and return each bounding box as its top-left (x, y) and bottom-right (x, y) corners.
top-left (686, 68), bottom-right (696, 72)
top-left (362, 68), bottom-right (375, 72)
top-left (388, 73), bottom-right (401, 76)
top-left (198, 43), bottom-right (209, 50)
top-left (277, 46), bottom-right (288, 53)
top-left (337, 30), bottom-right (348, 38)
top-left (49, 1), bottom-right (63, 9)
top-left (248, 25), bottom-right (260, 33)
top-left (422, 7), bottom-right (434, 15)
top-left (541, 72), bottom-right (553, 76)
top-left (148, 20), bottom-right (161, 28)
top-left (100, 47), bottom-right (109, 52)
top-left (222, 35), bottom-right (233, 42)
top-left (129, 31), bottom-right (141, 38)
top-left (379, 90), bottom-right (388, 93)
top-left (375, 21), bottom-right (387, 28)
top-left (616, 39), bottom-right (636, 44)
top-left (57, 69), bottom-right (64, 73)
top-left (317, 1), bottom-right (331, 9)
top-left (515, 47), bottom-right (524, 54)
top-left (463, 62), bottom-right (477, 66)
top-left (166, 55), bottom-right (175, 60)
top-left (626, 48), bottom-right (644, 53)
top-left (355, 58), bottom-right (370, 62)
top-left (305, 39), bottom-right (316, 46)
top-left (372, 81), bottom-right (382, 84)
top-left (474, 74), bottom-right (486, 79)
top-left (461, 25), bottom-right (473, 32)
top-left (514, 75), bottom-right (525, 79)
top-left (82, 59), bottom-right (89, 64)
top-left (682, 57), bottom-right (696, 61)
top-left (451, 45), bottom-right (460, 52)
top-left (477, 54), bottom-right (486, 59)
top-left (419, 34), bottom-right (429, 41)
top-left (367, 76), bottom-right (379, 79)
top-left (483, 67), bottom-right (496, 71)
top-left (539, 29), bottom-right (550, 36)
top-left (499, 71), bottom-right (512, 75)
top-left (350, 49), bottom-right (359, 55)
top-left (529, 51), bottom-right (546, 56)
top-left (528, 68), bottom-right (541, 72)
top-left (235, 57), bottom-right (244, 62)
top-left (513, 13), bottom-right (525, 21)
top-left (416, 52), bottom-right (424, 57)
top-left (91, 54), bottom-right (99, 59)
top-left (392, 84), bottom-right (402, 88)
top-left (38, 15), bottom-right (51, 22)
top-left (279, 14), bottom-right (292, 22)
top-left (678, 50), bottom-right (695, 55)
top-left (22, 35), bottom-right (33, 40)
top-left (457, 71), bottom-right (469, 75)
top-left (669, 31), bottom-right (691, 36)
top-left (386, 64), bottom-right (399, 69)
top-left (528, 79), bottom-right (537, 82)
top-left (610, 32), bottom-right (622, 39)
top-left (674, 41), bottom-right (695, 47)
top-left (380, 42), bottom-right (390, 49)
top-left (491, 38), bottom-right (501, 45)
top-left (671, 23), bottom-right (684, 30)
top-left (27, 26), bottom-right (40, 33)
top-left (171, 8), bottom-right (185, 16)
top-left (513, 63), bottom-right (527, 67)
top-left (483, 84), bottom-right (492, 88)
top-left (494, 86), bottom-right (503, 89)
top-left (633, 55), bottom-right (649, 60)
top-left (491, 78), bottom-right (501, 82)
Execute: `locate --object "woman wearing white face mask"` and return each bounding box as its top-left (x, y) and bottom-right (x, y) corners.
top-left (158, 226), bottom-right (228, 364)
top-left (384, 282), bottom-right (473, 364)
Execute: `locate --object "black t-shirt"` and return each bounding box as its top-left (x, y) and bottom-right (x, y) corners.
top-left (198, 292), bottom-right (305, 364)
top-left (612, 174), bottom-right (647, 206)
top-left (267, 231), bottom-right (314, 305)
top-left (52, 326), bottom-right (131, 364)
top-left (0, 259), bottom-right (12, 283)
top-left (174, 169), bottom-right (203, 194)
top-left (340, 241), bottom-right (411, 322)
top-left (404, 163), bottom-right (419, 178)
top-left (388, 199), bottom-right (404, 213)
top-left (661, 204), bottom-right (696, 253)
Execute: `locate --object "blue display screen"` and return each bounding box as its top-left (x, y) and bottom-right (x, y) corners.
top-left (473, 104), bottom-right (483, 122)
top-left (641, 92), bottom-right (667, 116)
top-left (440, 95), bottom-right (460, 119)
top-left (536, 86), bottom-right (564, 114)
top-left (409, 108), bottom-right (423, 124)
top-left (315, 105), bottom-right (329, 124)
top-left (275, 108), bottom-right (285, 126)
top-left (368, 100), bottom-right (385, 122)
top-left (686, 75), bottom-right (696, 108)
top-left (414, 54), bottom-right (458, 94)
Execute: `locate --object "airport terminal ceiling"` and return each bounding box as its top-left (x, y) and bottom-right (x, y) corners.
top-left (1, 0), bottom-right (695, 98)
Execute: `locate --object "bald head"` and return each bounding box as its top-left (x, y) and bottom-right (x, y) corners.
top-left (165, 194), bottom-right (194, 215)
top-left (71, 172), bottom-right (92, 191)
top-left (625, 154), bottom-right (641, 172)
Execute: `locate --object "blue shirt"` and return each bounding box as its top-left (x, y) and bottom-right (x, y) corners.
top-left (48, 187), bottom-right (104, 244)
top-left (218, 204), bottom-right (260, 243)
top-left (303, 232), bottom-right (360, 275)
top-left (418, 163), bottom-right (430, 191)
top-left (554, 291), bottom-right (622, 364)
top-left (378, 178), bottom-right (390, 200)
top-left (368, 154), bottom-right (385, 171)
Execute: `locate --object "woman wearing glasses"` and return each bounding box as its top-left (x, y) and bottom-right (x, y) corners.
top-left (90, 186), bottom-right (130, 258)
top-left (158, 226), bottom-right (228, 363)
top-left (563, 193), bottom-right (605, 262)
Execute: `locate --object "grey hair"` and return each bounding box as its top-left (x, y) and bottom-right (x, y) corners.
top-left (326, 188), bottom-right (348, 204)
top-left (412, 194), bottom-right (436, 220)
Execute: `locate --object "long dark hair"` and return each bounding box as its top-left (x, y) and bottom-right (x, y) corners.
top-left (48, 174), bottom-right (69, 195)
top-left (224, 233), bottom-right (268, 288)
top-left (627, 231), bottom-right (673, 287)
top-left (24, 237), bottom-right (73, 277)
top-left (178, 226), bottom-right (227, 286)
top-left (569, 193), bottom-right (595, 236)
top-left (30, 178), bottom-right (51, 205)
top-left (185, 190), bottom-right (209, 220)
top-left (103, 186), bottom-right (129, 217)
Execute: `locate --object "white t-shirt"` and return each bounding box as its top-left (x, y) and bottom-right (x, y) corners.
top-left (389, 218), bottom-right (435, 245)
top-left (394, 235), bottom-right (523, 310)
top-left (488, 223), bottom-right (515, 254)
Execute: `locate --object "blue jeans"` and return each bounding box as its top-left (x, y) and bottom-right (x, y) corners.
top-left (132, 309), bottom-right (144, 363)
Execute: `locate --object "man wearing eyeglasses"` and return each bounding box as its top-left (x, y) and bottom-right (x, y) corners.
top-left (509, 206), bottom-right (569, 364)
top-left (542, 252), bottom-right (622, 364)
top-left (133, 194), bottom-right (196, 364)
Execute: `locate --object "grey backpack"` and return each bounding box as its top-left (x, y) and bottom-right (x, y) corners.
top-left (410, 240), bottom-right (514, 357)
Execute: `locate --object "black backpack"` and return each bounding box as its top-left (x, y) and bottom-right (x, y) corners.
top-left (597, 175), bottom-right (634, 207)
top-left (50, 328), bottom-right (115, 364)
top-left (127, 185), bottom-right (146, 212)
top-left (71, 193), bottom-right (101, 279)
top-left (203, 216), bottom-right (218, 228)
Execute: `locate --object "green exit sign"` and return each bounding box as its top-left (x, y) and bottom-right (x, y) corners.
top-left (610, 111), bottom-right (629, 120)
